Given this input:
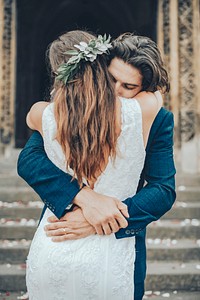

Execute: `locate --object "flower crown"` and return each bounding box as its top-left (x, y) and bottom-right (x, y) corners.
top-left (56, 34), bottom-right (112, 84)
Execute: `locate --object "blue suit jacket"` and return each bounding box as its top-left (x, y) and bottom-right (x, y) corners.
top-left (17, 107), bottom-right (176, 300)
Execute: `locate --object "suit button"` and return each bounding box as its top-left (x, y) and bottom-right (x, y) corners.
top-left (125, 230), bottom-right (130, 234)
top-left (66, 204), bottom-right (73, 209)
top-left (131, 229), bottom-right (135, 234)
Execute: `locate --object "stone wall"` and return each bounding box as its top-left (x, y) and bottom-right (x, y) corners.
top-left (157, 0), bottom-right (200, 173)
top-left (0, 0), bottom-right (200, 173)
top-left (0, 0), bottom-right (16, 154)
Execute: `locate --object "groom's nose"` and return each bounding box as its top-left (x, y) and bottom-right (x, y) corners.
top-left (115, 81), bottom-right (123, 96)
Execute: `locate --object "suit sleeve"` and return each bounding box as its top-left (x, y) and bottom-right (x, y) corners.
top-left (17, 131), bottom-right (81, 219)
top-left (115, 111), bottom-right (176, 239)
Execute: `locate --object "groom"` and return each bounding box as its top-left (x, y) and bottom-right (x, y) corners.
top-left (17, 34), bottom-right (176, 300)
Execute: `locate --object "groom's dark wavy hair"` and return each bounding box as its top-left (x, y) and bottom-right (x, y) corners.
top-left (110, 33), bottom-right (170, 93)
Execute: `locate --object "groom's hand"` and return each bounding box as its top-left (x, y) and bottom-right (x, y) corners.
top-left (44, 207), bottom-right (96, 242)
top-left (73, 187), bottom-right (129, 235)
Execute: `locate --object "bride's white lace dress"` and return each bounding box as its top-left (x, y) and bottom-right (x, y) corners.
top-left (26, 98), bottom-right (145, 300)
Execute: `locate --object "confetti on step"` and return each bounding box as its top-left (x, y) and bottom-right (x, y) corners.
top-left (196, 239), bottom-right (200, 246)
top-left (196, 264), bottom-right (200, 269)
top-left (0, 201), bottom-right (43, 208)
top-left (154, 238), bottom-right (161, 244)
top-left (171, 239), bottom-right (177, 245)
top-left (0, 239), bottom-right (31, 248)
top-left (147, 238), bottom-right (179, 247)
top-left (0, 218), bottom-right (38, 226)
top-left (177, 185), bottom-right (186, 191)
top-left (154, 291), bottom-right (161, 295)
top-left (145, 290), bottom-right (153, 296)
top-left (162, 293), bottom-right (170, 297)
top-left (180, 218), bottom-right (200, 226)
top-left (176, 201), bottom-right (188, 207)
top-left (147, 238), bottom-right (153, 244)
top-left (18, 264), bottom-right (27, 270)
top-left (191, 219), bottom-right (200, 226)
top-left (17, 292), bottom-right (29, 300)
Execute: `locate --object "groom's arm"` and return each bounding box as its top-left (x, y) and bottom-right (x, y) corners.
top-left (18, 111), bottom-right (176, 239)
top-left (116, 111), bottom-right (176, 238)
top-left (17, 131), bottom-right (81, 218)
top-left (17, 131), bottom-right (128, 235)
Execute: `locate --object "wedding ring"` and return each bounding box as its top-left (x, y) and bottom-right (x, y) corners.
top-left (62, 228), bottom-right (67, 235)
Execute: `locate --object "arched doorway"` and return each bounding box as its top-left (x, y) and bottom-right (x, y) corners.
top-left (15, 0), bottom-right (157, 147)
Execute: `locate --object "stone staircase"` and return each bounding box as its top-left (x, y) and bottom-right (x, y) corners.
top-left (0, 159), bottom-right (200, 299)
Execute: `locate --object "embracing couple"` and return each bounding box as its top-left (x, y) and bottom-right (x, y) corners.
top-left (18, 30), bottom-right (176, 300)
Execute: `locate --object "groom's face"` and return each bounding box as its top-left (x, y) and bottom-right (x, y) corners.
top-left (108, 58), bottom-right (143, 98)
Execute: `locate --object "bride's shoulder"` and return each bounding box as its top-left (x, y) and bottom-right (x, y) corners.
top-left (26, 101), bottom-right (50, 135)
top-left (134, 91), bottom-right (163, 122)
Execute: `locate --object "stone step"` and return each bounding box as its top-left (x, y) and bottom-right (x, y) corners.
top-left (0, 188), bottom-right (199, 206)
top-left (146, 239), bottom-right (200, 261)
top-left (176, 173), bottom-right (200, 187)
top-left (0, 264), bottom-right (26, 291)
top-left (162, 202), bottom-right (200, 219)
top-left (0, 176), bottom-right (27, 188)
top-left (1, 239), bottom-right (199, 264)
top-left (1, 200), bottom-right (199, 220)
top-left (176, 187), bottom-right (200, 202)
top-left (0, 187), bottom-right (40, 203)
top-left (0, 222), bottom-right (37, 240)
top-left (1, 169), bottom-right (200, 186)
top-left (0, 204), bottom-right (42, 219)
top-left (0, 240), bottom-right (31, 264)
top-left (147, 219), bottom-right (200, 239)
top-left (0, 292), bottom-right (28, 300)
top-left (144, 291), bottom-right (200, 300)
top-left (0, 262), bottom-right (200, 292)
top-left (0, 292), bottom-right (199, 300)
top-left (0, 219), bottom-right (199, 240)
top-left (145, 261), bottom-right (200, 291)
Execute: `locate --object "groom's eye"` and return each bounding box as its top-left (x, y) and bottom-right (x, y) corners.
top-left (110, 74), bottom-right (117, 83)
top-left (123, 84), bottom-right (135, 90)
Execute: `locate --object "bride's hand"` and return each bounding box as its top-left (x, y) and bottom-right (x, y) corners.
top-left (44, 207), bottom-right (96, 242)
top-left (73, 187), bottom-right (129, 235)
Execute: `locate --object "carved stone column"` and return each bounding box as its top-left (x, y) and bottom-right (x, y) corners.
top-left (178, 0), bottom-right (200, 173)
top-left (0, 0), bottom-right (16, 154)
top-left (157, 0), bottom-right (200, 173)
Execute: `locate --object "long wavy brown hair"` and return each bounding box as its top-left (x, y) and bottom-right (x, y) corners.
top-left (48, 30), bottom-right (117, 186)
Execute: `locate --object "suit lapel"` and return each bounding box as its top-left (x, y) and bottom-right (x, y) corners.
top-left (136, 107), bottom-right (168, 192)
top-left (145, 107), bottom-right (167, 152)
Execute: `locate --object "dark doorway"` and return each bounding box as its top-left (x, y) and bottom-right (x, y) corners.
top-left (15, 0), bottom-right (158, 147)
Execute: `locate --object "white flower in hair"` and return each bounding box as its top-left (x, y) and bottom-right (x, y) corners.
top-left (74, 42), bottom-right (88, 52)
top-left (56, 34), bottom-right (112, 84)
